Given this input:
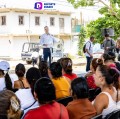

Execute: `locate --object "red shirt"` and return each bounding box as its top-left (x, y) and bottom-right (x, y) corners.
top-left (64, 73), bottom-right (77, 81)
top-left (24, 102), bottom-right (69, 119)
top-left (86, 75), bottom-right (97, 89)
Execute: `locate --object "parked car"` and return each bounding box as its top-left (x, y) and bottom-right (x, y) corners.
top-left (21, 42), bottom-right (41, 64)
top-left (21, 41), bottom-right (67, 64)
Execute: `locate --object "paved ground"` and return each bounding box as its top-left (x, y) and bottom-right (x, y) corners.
top-left (0, 57), bottom-right (87, 77)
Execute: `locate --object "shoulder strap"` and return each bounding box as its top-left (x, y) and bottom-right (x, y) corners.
top-left (24, 101), bottom-right (36, 110)
top-left (111, 39), bottom-right (113, 46)
top-left (89, 41), bottom-right (91, 50)
top-left (86, 41), bottom-right (91, 50)
top-left (19, 80), bottom-right (25, 89)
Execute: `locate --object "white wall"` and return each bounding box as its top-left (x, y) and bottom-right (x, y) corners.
top-left (0, 13), bottom-right (11, 34)
top-left (12, 36), bottom-right (28, 58)
top-left (10, 12), bottom-right (29, 34)
top-left (0, 11), bottom-right (71, 35)
top-left (0, 36), bottom-right (11, 56)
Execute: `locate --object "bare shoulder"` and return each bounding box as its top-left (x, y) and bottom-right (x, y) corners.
top-left (93, 92), bottom-right (109, 114)
top-left (14, 80), bottom-right (20, 88)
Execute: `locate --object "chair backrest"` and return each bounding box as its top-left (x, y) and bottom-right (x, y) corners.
top-left (89, 88), bottom-right (101, 101)
top-left (105, 109), bottom-right (120, 119)
top-left (56, 96), bottom-right (73, 106)
top-left (89, 88), bottom-right (96, 101)
top-left (91, 114), bottom-right (102, 119)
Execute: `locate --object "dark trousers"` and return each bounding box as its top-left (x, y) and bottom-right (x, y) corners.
top-left (86, 56), bottom-right (92, 72)
top-left (43, 48), bottom-right (51, 65)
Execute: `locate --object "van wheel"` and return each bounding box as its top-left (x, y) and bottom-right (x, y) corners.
top-left (26, 60), bottom-right (32, 64)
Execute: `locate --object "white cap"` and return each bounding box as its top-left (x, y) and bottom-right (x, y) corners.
top-left (0, 61), bottom-right (10, 71)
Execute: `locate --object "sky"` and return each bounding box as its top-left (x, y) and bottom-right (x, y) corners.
top-left (0, 0), bottom-right (103, 20)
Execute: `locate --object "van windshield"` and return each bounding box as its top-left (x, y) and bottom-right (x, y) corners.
top-left (22, 43), bottom-right (29, 52)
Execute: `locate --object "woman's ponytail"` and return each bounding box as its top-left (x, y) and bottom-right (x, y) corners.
top-left (5, 72), bottom-right (12, 90)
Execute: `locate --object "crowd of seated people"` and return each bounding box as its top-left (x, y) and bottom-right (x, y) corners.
top-left (0, 54), bottom-right (120, 119)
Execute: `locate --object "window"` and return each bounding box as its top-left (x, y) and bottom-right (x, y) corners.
top-left (1, 16), bottom-right (6, 25)
top-left (59, 18), bottom-right (64, 28)
top-left (19, 16), bottom-right (24, 25)
top-left (50, 17), bottom-right (55, 26)
top-left (35, 17), bottom-right (40, 25)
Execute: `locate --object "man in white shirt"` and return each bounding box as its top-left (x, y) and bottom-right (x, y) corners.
top-left (40, 26), bottom-right (58, 65)
top-left (85, 36), bottom-right (94, 72)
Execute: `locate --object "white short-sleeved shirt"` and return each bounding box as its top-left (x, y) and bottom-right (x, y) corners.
top-left (15, 88), bottom-right (37, 110)
top-left (31, 52), bottom-right (39, 58)
top-left (85, 40), bottom-right (93, 57)
top-left (40, 34), bottom-right (58, 48)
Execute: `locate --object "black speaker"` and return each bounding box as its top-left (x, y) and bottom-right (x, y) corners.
top-left (101, 28), bottom-right (114, 36)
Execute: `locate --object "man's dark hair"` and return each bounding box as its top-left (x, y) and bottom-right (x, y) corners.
top-left (105, 34), bottom-right (109, 37)
top-left (71, 77), bottom-right (89, 99)
top-left (44, 26), bottom-right (48, 29)
top-left (34, 77), bottom-right (56, 104)
top-left (90, 36), bottom-right (94, 40)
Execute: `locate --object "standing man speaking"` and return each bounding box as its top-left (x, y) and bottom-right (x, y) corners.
top-left (40, 26), bottom-right (58, 65)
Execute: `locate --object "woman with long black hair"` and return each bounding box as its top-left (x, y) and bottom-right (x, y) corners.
top-left (0, 61), bottom-right (13, 91)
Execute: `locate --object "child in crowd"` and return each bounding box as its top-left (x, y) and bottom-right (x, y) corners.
top-left (67, 77), bottom-right (96, 119)
top-left (48, 62), bottom-right (70, 99)
top-left (24, 77), bottom-right (69, 119)
top-left (14, 63), bottom-right (30, 89)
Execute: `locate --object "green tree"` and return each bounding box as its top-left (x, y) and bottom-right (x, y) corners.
top-left (68, 0), bottom-right (120, 43)
top-left (78, 26), bottom-right (86, 55)
top-left (67, 0), bottom-right (120, 19)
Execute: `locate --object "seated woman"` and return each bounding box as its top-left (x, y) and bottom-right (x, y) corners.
top-left (48, 62), bottom-right (70, 99)
top-left (61, 58), bottom-right (77, 81)
top-left (38, 61), bottom-right (49, 78)
top-left (0, 90), bottom-right (22, 119)
top-left (67, 77), bottom-right (96, 119)
top-left (93, 64), bottom-right (120, 118)
top-left (15, 67), bottom-right (41, 110)
top-left (14, 63), bottom-right (30, 89)
top-left (85, 58), bottom-right (103, 89)
top-left (24, 77), bottom-right (69, 119)
top-left (0, 61), bottom-right (14, 91)
top-left (101, 52), bottom-right (120, 71)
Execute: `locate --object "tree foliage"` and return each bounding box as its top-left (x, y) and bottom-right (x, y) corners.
top-left (78, 26), bottom-right (86, 55)
top-left (68, 0), bottom-right (120, 43)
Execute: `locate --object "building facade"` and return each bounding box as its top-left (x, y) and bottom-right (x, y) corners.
top-left (0, 8), bottom-right (71, 58)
